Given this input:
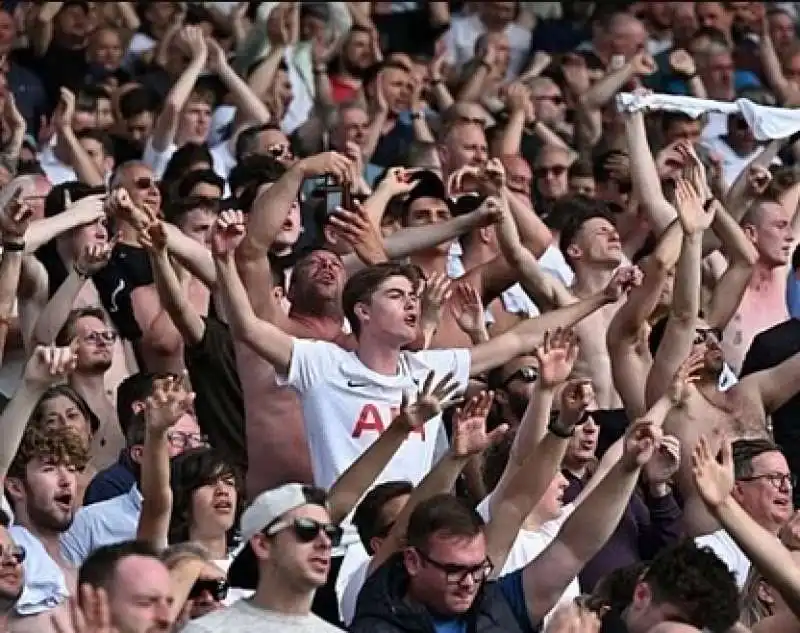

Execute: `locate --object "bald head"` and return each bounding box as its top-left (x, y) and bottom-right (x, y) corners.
top-left (646, 624), bottom-right (701, 633)
top-left (607, 12), bottom-right (647, 57)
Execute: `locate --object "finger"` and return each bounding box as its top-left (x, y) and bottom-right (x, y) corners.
top-left (422, 370), bottom-right (434, 395)
top-left (487, 423), bottom-right (509, 446)
top-left (431, 370), bottom-right (456, 397)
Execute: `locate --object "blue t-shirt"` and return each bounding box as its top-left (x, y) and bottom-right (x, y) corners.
top-left (431, 570), bottom-right (534, 633)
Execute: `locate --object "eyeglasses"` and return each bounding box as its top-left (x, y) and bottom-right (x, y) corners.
top-left (693, 327), bottom-right (723, 345)
top-left (739, 472), bottom-right (797, 490)
top-left (82, 330), bottom-right (118, 345)
top-left (503, 366), bottom-right (538, 388)
top-left (416, 549), bottom-right (494, 585)
top-left (188, 578), bottom-right (229, 602)
top-left (133, 177), bottom-right (156, 190)
top-left (266, 517), bottom-right (344, 546)
top-left (0, 545), bottom-right (25, 565)
top-left (534, 165), bottom-right (567, 178)
top-left (166, 431), bottom-right (208, 449)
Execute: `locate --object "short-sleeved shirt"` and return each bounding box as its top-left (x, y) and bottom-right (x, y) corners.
top-left (278, 339), bottom-right (470, 491)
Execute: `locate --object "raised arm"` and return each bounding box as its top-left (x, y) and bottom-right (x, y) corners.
top-left (149, 27), bottom-right (208, 153)
top-left (31, 241), bottom-right (114, 346)
top-left (205, 38), bottom-right (271, 125)
top-left (625, 109), bottom-right (678, 234)
top-left (23, 194), bottom-right (106, 254)
top-left (137, 375), bottom-right (195, 549)
top-left (645, 180), bottom-right (710, 407)
top-left (328, 372), bottom-right (460, 523)
top-left (368, 393), bottom-right (508, 574)
top-left (211, 210), bottom-right (293, 375)
top-left (0, 344), bottom-right (77, 483)
top-left (607, 221), bottom-right (682, 419)
top-left (760, 17), bottom-right (800, 106)
top-left (521, 411), bottom-right (667, 624)
top-left (30, 2), bottom-right (64, 57)
top-left (470, 269), bottom-right (635, 376)
top-left (142, 222), bottom-right (205, 346)
top-left (53, 88), bottom-right (105, 187)
top-left (693, 436), bottom-right (800, 617)
top-left (742, 346), bottom-right (800, 415)
top-left (162, 223), bottom-right (216, 288)
top-left (705, 200), bottom-right (758, 330)
top-left (485, 332), bottom-right (583, 573)
top-left (0, 191), bottom-right (32, 365)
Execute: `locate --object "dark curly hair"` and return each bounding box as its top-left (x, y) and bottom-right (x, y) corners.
top-left (7, 420), bottom-right (89, 480)
top-left (642, 540), bottom-right (740, 632)
top-left (168, 448), bottom-right (243, 550)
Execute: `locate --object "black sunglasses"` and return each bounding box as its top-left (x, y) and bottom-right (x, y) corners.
top-left (534, 165), bottom-right (567, 178)
top-left (266, 517), bottom-right (343, 546)
top-left (188, 578), bottom-right (229, 602)
top-left (416, 549), bottom-right (494, 585)
top-left (133, 177), bottom-right (156, 190)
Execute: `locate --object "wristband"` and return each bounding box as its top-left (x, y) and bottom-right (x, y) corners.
top-left (1, 241), bottom-right (24, 252)
top-left (548, 411), bottom-right (575, 438)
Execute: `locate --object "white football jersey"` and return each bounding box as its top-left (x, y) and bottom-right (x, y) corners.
top-left (278, 339), bottom-right (471, 492)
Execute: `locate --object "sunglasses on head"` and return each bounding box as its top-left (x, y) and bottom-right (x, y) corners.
top-left (266, 517), bottom-right (343, 546)
top-left (188, 578), bottom-right (229, 602)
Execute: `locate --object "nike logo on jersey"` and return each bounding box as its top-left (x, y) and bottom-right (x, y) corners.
top-left (347, 380), bottom-right (368, 388)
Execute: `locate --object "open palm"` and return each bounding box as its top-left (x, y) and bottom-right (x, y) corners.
top-left (395, 371), bottom-right (460, 432)
top-left (451, 391), bottom-right (507, 457)
top-left (534, 328), bottom-right (579, 388)
top-left (692, 434), bottom-right (734, 509)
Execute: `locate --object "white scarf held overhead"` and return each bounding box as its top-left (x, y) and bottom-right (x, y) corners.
top-left (616, 92), bottom-right (800, 141)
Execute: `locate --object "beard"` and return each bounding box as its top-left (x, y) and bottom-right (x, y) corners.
top-left (25, 487), bottom-right (74, 533)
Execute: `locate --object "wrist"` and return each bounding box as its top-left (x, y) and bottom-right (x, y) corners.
top-left (2, 240), bottom-right (25, 251)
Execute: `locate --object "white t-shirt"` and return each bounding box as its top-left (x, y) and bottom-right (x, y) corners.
top-left (694, 529), bottom-right (750, 588)
top-left (476, 495), bottom-right (580, 624)
top-left (339, 555), bottom-right (371, 626)
top-left (182, 598), bottom-right (341, 633)
top-left (279, 340), bottom-right (469, 491)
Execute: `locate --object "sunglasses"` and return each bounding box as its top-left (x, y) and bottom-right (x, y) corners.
top-left (416, 549), bottom-right (494, 585)
top-left (534, 165), bottom-right (567, 178)
top-left (693, 327), bottom-right (723, 345)
top-left (82, 330), bottom-right (118, 345)
top-left (503, 365), bottom-right (538, 388)
top-left (133, 177), bottom-right (156, 190)
top-left (188, 578), bottom-right (229, 602)
top-left (0, 545), bottom-right (25, 565)
top-left (535, 95), bottom-right (566, 105)
top-left (266, 517), bottom-right (343, 546)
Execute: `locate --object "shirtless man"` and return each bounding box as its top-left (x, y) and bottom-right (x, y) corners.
top-left (495, 194), bottom-right (635, 410)
top-left (402, 163), bottom-right (551, 348)
top-left (6, 422), bottom-right (86, 633)
top-left (54, 307), bottom-right (123, 470)
top-left (645, 181), bottom-right (800, 537)
top-left (722, 197), bottom-right (795, 373)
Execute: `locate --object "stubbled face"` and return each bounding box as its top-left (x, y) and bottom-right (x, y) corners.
top-left (109, 556), bottom-right (174, 633)
top-left (16, 458), bottom-right (79, 532)
top-left (566, 415), bottom-right (599, 464)
top-left (770, 12), bottom-right (797, 50)
top-left (74, 314), bottom-right (115, 375)
top-left (343, 30), bottom-right (373, 70)
top-left (692, 318), bottom-right (725, 376)
top-left (290, 250), bottom-right (346, 304)
top-left (379, 67), bottom-right (413, 115)
top-left (0, 526), bottom-right (23, 609)
top-left (357, 274), bottom-right (420, 345)
top-left (189, 471), bottom-right (238, 539)
top-left (336, 107), bottom-right (369, 149)
top-left (405, 531), bottom-right (489, 616)
top-left (734, 450), bottom-right (794, 530)
top-left (256, 504), bottom-right (336, 589)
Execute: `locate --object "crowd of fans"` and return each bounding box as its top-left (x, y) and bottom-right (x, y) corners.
top-left (5, 1), bottom-right (800, 632)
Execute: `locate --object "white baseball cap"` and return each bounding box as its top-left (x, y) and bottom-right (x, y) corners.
top-left (240, 483), bottom-right (327, 541)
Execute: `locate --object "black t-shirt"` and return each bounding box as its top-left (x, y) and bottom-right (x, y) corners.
top-left (23, 42), bottom-right (90, 109)
top-left (740, 318), bottom-right (800, 479)
top-left (185, 316), bottom-right (246, 474)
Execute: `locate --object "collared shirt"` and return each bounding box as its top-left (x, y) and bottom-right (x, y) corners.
top-left (83, 451), bottom-right (137, 505)
top-left (60, 485), bottom-right (142, 566)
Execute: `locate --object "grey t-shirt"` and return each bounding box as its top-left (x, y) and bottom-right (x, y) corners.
top-left (182, 599), bottom-right (343, 633)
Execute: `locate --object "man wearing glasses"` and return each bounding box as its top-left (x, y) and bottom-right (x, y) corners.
top-left (189, 484), bottom-right (343, 633)
top-left (695, 438), bottom-right (794, 588)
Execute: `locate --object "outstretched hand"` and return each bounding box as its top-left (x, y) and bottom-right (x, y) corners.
top-left (534, 328), bottom-right (579, 389)
top-left (603, 266), bottom-right (642, 302)
top-left (393, 370), bottom-right (461, 433)
top-left (144, 373), bottom-right (195, 434)
top-left (451, 391), bottom-right (507, 458)
top-left (692, 433), bottom-right (734, 509)
top-left (23, 342), bottom-right (79, 387)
